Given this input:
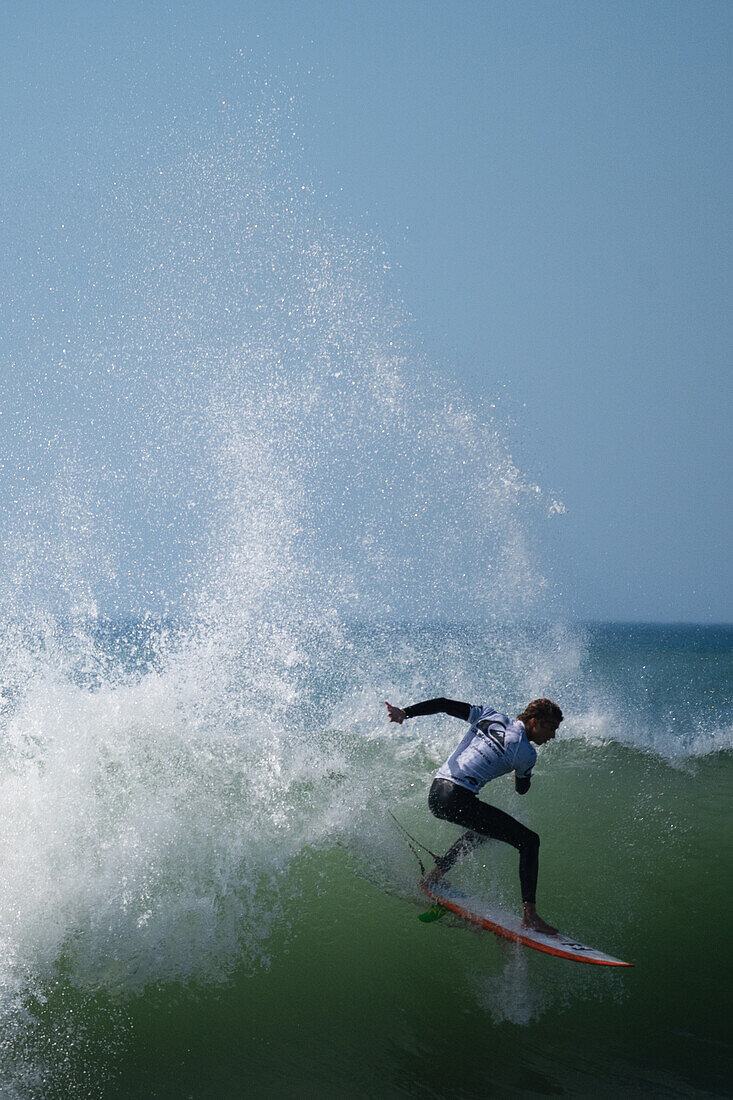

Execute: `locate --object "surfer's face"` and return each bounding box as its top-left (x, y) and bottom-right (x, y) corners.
top-left (527, 717), bottom-right (560, 745)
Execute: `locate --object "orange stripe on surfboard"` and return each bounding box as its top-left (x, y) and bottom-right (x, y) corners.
top-left (420, 881), bottom-right (633, 967)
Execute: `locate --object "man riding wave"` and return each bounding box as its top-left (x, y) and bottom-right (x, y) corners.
top-left (385, 695), bottom-right (563, 935)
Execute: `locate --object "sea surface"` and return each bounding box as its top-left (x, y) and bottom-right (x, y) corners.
top-left (0, 617), bottom-right (730, 1098)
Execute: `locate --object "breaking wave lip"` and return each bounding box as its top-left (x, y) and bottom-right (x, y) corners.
top-left (557, 708), bottom-right (733, 762)
top-left (681, 728), bottom-right (733, 757)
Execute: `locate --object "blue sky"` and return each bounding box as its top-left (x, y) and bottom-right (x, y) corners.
top-left (1, 0), bottom-right (731, 622)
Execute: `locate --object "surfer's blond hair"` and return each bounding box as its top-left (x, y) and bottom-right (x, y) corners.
top-left (517, 698), bottom-right (563, 725)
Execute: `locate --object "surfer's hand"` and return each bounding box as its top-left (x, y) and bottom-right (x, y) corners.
top-left (385, 702), bottom-right (407, 724)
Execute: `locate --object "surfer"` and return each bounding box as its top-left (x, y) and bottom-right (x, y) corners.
top-left (385, 696), bottom-right (562, 935)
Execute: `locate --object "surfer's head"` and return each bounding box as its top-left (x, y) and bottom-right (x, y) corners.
top-left (518, 698), bottom-right (563, 745)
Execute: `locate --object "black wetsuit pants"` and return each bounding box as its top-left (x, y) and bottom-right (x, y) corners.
top-left (428, 778), bottom-right (540, 903)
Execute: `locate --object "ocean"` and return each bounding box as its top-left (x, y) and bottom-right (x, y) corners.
top-left (1, 128), bottom-right (730, 1097)
top-left (0, 617), bottom-right (730, 1098)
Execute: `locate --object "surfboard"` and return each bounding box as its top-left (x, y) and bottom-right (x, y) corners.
top-left (420, 879), bottom-right (633, 967)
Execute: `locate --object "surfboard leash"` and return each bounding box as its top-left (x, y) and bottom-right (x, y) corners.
top-left (388, 811), bottom-right (450, 924)
top-left (387, 809), bottom-right (440, 877)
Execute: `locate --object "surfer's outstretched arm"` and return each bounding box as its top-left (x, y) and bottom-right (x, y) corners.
top-left (385, 698), bottom-right (471, 724)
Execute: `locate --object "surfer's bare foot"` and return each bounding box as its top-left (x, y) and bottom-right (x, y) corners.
top-left (521, 902), bottom-right (558, 936)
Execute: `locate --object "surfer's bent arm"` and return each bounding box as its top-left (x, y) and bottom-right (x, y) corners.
top-left (385, 698), bottom-right (471, 724)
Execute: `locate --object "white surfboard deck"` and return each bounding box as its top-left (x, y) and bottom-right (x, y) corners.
top-left (420, 879), bottom-right (633, 967)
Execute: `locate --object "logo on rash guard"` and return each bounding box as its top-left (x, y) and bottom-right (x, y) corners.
top-left (477, 720), bottom-right (506, 753)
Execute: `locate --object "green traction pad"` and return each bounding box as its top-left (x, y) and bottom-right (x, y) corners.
top-left (418, 903), bottom-right (448, 923)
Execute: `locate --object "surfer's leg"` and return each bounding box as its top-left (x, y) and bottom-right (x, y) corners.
top-left (427, 779), bottom-right (540, 899)
top-left (460, 811), bottom-right (557, 933)
top-left (432, 828), bottom-right (487, 873)
top-left (427, 779), bottom-right (557, 935)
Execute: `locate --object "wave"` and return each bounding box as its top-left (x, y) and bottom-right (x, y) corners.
top-left (0, 615), bottom-right (730, 1096)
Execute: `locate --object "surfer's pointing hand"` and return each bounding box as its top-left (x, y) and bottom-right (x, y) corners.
top-left (385, 702), bottom-right (407, 724)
